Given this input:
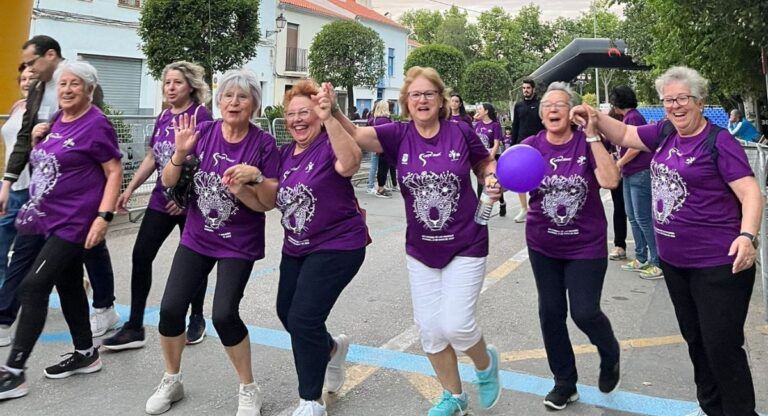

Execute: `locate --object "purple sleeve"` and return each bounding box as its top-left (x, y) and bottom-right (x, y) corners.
top-left (194, 105), bottom-right (214, 123)
top-left (192, 120), bottom-right (217, 158)
top-left (521, 135), bottom-right (535, 146)
top-left (637, 123), bottom-right (664, 152)
top-left (373, 121), bottom-right (405, 164)
top-left (257, 131), bottom-right (280, 179)
top-left (624, 111), bottom-right (647, 127)
top-left (148, 112), bottom-right (163, 148)
top-left (716, 130), bottom-right (754, 182)
top-left (90, 119), bottom-right (122, 163)
top-left (460, 122), bottom-right (490, 167)
top-left (493, 121), bottom-right (503, 142)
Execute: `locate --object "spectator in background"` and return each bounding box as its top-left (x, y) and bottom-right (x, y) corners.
top-left (728, 109), bottom-right (760, 142)
top-left (511, 79), bottom-right (544, 223)
top-left (449, 93), bottom-right (473, 127)
top-left (371, 100), bottom-right (396, 198)
top-left (361, 108), bottom-right (370, 121)
top-left (348, 106), bottom-right (360, 121)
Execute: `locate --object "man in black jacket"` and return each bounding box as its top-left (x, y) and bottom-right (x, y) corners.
top-left (0, 36), bottom-right (120, 349)
top-left (510, 79), bottom-right (544, 223)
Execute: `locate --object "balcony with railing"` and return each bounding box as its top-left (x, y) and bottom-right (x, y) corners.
top-left (118, 0), bottom-right (141, 8)
top-left (285, 47), bottom-right (307, 73)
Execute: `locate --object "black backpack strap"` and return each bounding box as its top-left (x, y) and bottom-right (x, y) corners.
top-left (657, 120), bottom-right (676, 149)
top-left (705, 120), bottom-right (723, 167)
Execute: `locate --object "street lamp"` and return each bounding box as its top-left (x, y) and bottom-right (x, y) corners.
top-left (265, 13), bottom-right (287, 38)
top-left (575, 72), bottom-right (591, 95)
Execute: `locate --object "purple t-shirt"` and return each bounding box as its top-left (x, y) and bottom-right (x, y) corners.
top-left (180, 120), bottom-right (279, 261)
top-left (374, 119), bottom-right (490, 269)
top-left (637, 121), bottom-right (753, 268)
top-left (449, 114), bottom-right (473, 127)
top-left (619, 109), bottom-right (652, 176)
top-left (148, 105), bottom-right (213, 213)
top-left (522, 129), bottom-right (607, 259)
top-left (474, 120), bottom-right (502, 151)
top-left (277, 132), bottom-right (368, 256)
top-left (371, 116), bottom-right (392, 127)
top-left (16, 106), bottom-right (121, 244)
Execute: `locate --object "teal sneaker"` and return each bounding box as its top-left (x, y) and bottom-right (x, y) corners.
top-left (475, 344), bottom-right (501, 409)
top-left (427, 390), bottom-right (468, 416)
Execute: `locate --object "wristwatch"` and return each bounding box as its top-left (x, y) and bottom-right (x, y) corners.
top-left (586, 136), bottom-right (601, 143)
top-left (97, 211), bottom-right (114, 222)
top-left (739, 232), bottom-right (759, 248)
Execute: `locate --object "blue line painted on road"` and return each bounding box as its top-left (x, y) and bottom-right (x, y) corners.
top-left (40, 295), bottom-right (762, 416)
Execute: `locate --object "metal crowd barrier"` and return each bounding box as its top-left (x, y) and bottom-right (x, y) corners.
top-left (740, 141), bottom-right (768, 321)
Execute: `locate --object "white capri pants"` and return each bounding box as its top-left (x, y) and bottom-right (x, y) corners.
top-left (406, 255), bottom-right (487, 354)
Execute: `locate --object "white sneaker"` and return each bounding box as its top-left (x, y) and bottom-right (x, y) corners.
top-left (366, 187), bottom-right (376, 195)
top-left (237, 383), bottom-right (263, 416)
top-left (145, 373), bottom-right (184, 415)
top-left (324, 334), bottom-right (349, 393)
top-left (513, 209), bottom-right (527, 223)
top-left (291, 399), bottom-right (327, 416)
top-left (0, 325), bottom-right (11, 347)
top-left (90, 306), bottom-right (120, 337)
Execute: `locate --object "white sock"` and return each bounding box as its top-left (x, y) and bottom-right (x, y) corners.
top-left (76, 347), bottom-right (94, 357)
top-left (164, 372), bottom-right (181, 381)
top-left (452, 392), bottom-right (466, 400)
top-left (2, 365), bottom-right (23, 376)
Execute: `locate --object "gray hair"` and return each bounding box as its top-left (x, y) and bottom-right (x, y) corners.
top-left (539, 81), bottom-right (576, 118)
top-left (654, 66), bottom-right (709, 101)
top-left (215, 69), bottom-right (262, 116)
top-left (162, 61), bottom-right (210, 104)
top-left (731, 109), bottom-right (743, 118)
top-left (54, 60), bottom-right (98, 102)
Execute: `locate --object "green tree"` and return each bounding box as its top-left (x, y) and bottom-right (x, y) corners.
top-left (460, 61), bottom-right (511, 104)
top-left (433, 6), bottom-right (481, 61)
top-left (398, 9), bottom-right (443, 44)
top-left (138, 0), bottom-right (261, 85)
top-left (404, 44), bottom-right (466, 91)
top-left (308, 20), bottom-right (385, 110)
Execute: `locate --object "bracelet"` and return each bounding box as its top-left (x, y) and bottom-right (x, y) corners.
top-left (169, 155), bottom-right (184, 167)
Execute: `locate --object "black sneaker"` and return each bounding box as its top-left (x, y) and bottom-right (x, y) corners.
top-left (186, 314), bottom-right (206, 345)
top-left (102, 326), bottom-right (146, 351)
top-left (599, 362), bottom-right (621, 393)
top-left (44, 350), bottom-right (102, 379)
top-left (0, 367), bottom-right (28, 400)
top-left (499, 203), bottom-right (507, 217)
top-left (543, 384), bottom-right (579, 410)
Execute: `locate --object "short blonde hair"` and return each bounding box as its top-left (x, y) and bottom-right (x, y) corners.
top-left (373, 100), bottom-right (390, 117)
top-left (399, 66), bottom-right (450, 120)
top-left (162, 61), bottom-right (210, 104)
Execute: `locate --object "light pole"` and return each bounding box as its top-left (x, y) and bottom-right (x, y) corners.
top-left (265, 13), bottom-right (287, 38)
top-left (576, 73), bottom-right (591, 95)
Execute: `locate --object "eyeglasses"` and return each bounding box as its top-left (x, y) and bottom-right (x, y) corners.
top-left (661, 95), bottom-right (696, 107)
top-left (540, 101), bottom-right (570, 110)
top-left (285, 108), bottom-right (312, 121)
top-left (23, 55), bottom-right (40, 67)
top-left (221, 92), bottom-right (250, 103)
top-left (407, 90), bottom-right (439, 101)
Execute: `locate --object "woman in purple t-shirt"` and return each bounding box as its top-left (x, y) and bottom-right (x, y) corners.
top-left (146, 69), bottom-right (279, 416)
top-left (103, 61), bottom-right (213, 352)
top-left (474, 102), bottom-right (506, 215)
top-left (332, 66), bottom-right (503, 415)
top-left (522, 82), bottom-right (621, 410)
top-left (448, 93), bottom-right (473, 127)
top-left (274, 80), bottom-right (367, 415)
top-left (0, 61), bottom-right (122, 399)
top-left (571, 66), bottom-right (762, 416)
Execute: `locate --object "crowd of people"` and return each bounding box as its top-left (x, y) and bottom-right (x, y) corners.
top-left (0, 33), bottom-right (762, 416)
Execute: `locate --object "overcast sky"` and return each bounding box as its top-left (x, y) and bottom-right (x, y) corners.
top-left (370, 0), bottom-right (623, 21)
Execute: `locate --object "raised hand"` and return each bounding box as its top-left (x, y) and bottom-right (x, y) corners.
top-left (311, 86), bottom-right (332, 122)
top-left (172, 113), bottom-right (199, 156)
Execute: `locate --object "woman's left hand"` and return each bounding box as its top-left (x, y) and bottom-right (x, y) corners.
top-left (312, 83), bottom-right (334, 122)
top-left (85, 217), bottom-right (109, 249)
top-left (728, 236), bottom-right (757, 274)
top-left (484, 174), bottom-right (503, 203)
top-left (223, 164), bottom-right (261, 186)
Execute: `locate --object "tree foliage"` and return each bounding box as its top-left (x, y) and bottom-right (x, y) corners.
top-left (403, 44), bottom-right (466, 91)
top-left (400, 7), bottom-right (479, 60)
top-left (460, 61), bottom-right (511, 104)
top-left (138, 0), bottom-right (261, 85)
top-left (308, 20), bottom-right (385, 109)
top-left (398, 9), bottom-right (443, 45)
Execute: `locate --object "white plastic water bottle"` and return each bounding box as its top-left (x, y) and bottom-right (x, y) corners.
top-left (474, 189), bottom-right (494, 225)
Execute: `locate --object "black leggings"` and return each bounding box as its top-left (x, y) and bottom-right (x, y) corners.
top-left (277, 248), bottom-right (365, 400)
top-left (610, 179), bottom-right (627, 249)
top-left (376, 156), bottom-right (396, 188)
top-left (159, 245), bottom-right (254, 347)
top-left (7, 235), bottom-right (91, 370)
top-left (661, 261), bottom-right (757, 416)
top-left (126, 208), bottom-right (205, 330)
top-left (528, 249), bottom-right (619, 386)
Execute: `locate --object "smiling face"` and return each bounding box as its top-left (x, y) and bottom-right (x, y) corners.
top-left (540, 90), bottom-right (572, 135)
top-left (218, 86), bottom-right (254, 128)
top-left (661, 82), bottom-right (704, 135)
top-left (286, 95), bottom-right (321, 146)
top-left (406, 76), bottom-right (442, 124)
top-left (19, 66), bottom-right (34, 98)
top-left (164, 69), bottom-right (193, 109)
top-left (57, 70), bottom-right (92, 115)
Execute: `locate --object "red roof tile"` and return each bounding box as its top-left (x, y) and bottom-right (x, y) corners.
top-left (279, 0), bottom-right (351, 20)
top-left (325, 0), bottom-right (406, 30)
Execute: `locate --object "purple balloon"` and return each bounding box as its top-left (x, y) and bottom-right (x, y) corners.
top-left (496, 144), bottom-right (546, 193)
